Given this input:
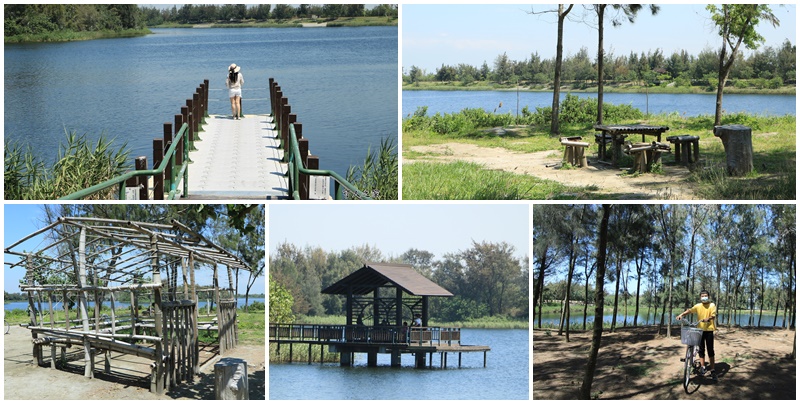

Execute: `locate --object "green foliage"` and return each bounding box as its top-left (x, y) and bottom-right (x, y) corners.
top-left (403, 107), bottom-right (514, 135)
top-left (270, 241), bottom-right (528, 321)
top-left (434, 296), bottom-right (489, 322)
top-left (269, 275), bottom-right (295, 324)
top-left (5, 132), bottom-right (130, 200)
top-left (4, 5), bottom-right (147, 40)
top-left (345, 136), bottom-right (398, 200)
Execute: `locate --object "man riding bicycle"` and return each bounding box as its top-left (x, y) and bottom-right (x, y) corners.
top-left (676, 290), bottom-right (718, 381)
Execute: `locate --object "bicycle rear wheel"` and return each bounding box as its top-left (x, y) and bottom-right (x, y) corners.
top-left (683, 345), bottom-right (693, 393)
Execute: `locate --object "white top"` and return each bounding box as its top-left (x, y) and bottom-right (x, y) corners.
top-left (226, 73), bottom-right (244, 90)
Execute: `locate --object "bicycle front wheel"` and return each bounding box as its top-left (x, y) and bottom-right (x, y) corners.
top-left (683, 345), bottom-right (693, 393)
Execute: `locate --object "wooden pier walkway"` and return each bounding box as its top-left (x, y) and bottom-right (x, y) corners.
top-left (269, 323), bottom-right (491, 368)
top-left (186, 113), bottom-right (287, 199)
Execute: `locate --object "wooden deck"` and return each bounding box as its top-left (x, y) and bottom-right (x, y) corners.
top-left (186, 114), bottom-right (287, 199)
top-left (269, 324), bottom-right (490, 368)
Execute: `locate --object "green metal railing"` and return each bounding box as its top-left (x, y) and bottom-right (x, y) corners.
top-left (286, 124), bottom-right (370, 200)
top-left (270, 77), bottom-right (370, 200)
top-left (59, 123), bottom-right (190, 200)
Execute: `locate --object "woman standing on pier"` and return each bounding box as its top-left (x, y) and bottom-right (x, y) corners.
top-left (226, 64), bottom-right (244, 119)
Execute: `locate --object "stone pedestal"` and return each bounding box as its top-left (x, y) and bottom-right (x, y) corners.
top-left (214, 358), bottom-right (249, 400)
top-left (713, 124), bottom-right (753, 176)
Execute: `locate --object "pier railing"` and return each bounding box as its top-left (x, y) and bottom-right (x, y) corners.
top-left (270, 78), bottom-right (371, 200)
top-left (268, 323), bottom-right (461, 346)
top-left (59, 81), bottom-right (209, 200)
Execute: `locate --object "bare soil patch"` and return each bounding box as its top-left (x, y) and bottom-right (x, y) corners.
top-left (406, 142), bottom-right (696, 199)
top-left (533, 326), bottom-right (795, 400)
top-left (4, 325), bottom-right (265, 400)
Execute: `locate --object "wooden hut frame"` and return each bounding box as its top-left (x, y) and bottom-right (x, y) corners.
top-left (4, 217), bottom-right (251, 394)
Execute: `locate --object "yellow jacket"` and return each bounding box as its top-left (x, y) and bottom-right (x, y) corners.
top-left (688, 302), bottom-right (717, 331)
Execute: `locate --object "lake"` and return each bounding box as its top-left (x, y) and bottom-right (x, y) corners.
top-left (269, 328), bottom-right (529, 400)
top-left (402, 90), bottom-right (796, 118)
top-left (536, 311), bottom-right (791, 328)
top-left (4, 297), bottom-right (264, 311)
top-left (5, 27), bottom-right (397, 179)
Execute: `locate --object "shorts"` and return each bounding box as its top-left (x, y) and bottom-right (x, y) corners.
top-left (229, 88), bottom-right (242, 98)
top-left (698, 331), bottom-right (715, 358)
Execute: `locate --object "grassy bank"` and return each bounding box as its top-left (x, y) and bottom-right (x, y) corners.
top-left (403, 80), bottom-right (796, 95)
top-left (403, 161), bottom-right (599, 200)
top-left (5, 28), bottom-right (152, 43)
top-left (402, 105), bottom-right (796, 200)
top-left (152, 16), bottom-right (397, 29)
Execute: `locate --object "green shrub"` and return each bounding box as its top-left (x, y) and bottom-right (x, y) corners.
top-left (5, 132), bottom-right (130, 200)
top-left (345, 136), bottom-right (398, 200)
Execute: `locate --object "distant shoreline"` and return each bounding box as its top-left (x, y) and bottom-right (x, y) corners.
top-left (5, 28), bottom-right (153, 44)
top-left (4, 17), bottom-right (396, 44)
top-left (403, 82), bottom-right (796, 96)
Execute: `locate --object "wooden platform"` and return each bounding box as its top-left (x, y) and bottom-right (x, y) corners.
top-left (186, 114), bottom-right (287, 199)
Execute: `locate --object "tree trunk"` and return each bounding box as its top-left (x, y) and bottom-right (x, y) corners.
top-left (579, 204), bottom-right (612, 400)
top-left (550, 4), bottom-right (573, 134)
top-left (583, 276), bottom-right (590, 330)
top-left (565, 252), bottom-right (576, 342)
top-left (773, 294), bottom-right (780, 327)
top-left (532, 248), bottom-right (548, 328)
top-left (611, 254), bottom-right (621, 332)
top-left (714, 35), bottom-right (728, 126)
top-left (558, 292), bottom-right (567, 336)
top-left (622, 262), bottom-right (629, 328)
top-left (634, 256), bottom-right (643, 327)
top-left (666, 257), bottom-right (674, 338)
top-left (595, 5), bottom-right (605, 125)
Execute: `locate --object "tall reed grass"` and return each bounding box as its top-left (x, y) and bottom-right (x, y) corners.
top-left (5, 131), bottom-right (130, 200)
top-left (345, 136), bottom-right (398, 200)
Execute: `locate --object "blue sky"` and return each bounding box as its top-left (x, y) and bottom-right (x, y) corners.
top-left (402, 4), bottom-right (797, 73)
top-left (3, 204), bottom-right (264, 295)
top-left (269, 203), bottom-right (530, 263)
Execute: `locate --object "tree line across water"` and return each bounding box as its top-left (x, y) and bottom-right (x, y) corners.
top-left (140, 4), bottom-right (397, 25)
top-left (269, 241), bottom-right (528, 324)
top-left (533, 204), bottom-right (796, 336)
top-left (4, 4), bottom-right (397, 40)
top-left (405, 41), bottom-right (796, 90)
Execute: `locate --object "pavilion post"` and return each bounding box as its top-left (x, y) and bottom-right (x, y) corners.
top-left (77, 228), bottom-right (92, 378)
top-left (151, 234), bottom-right (165, 394)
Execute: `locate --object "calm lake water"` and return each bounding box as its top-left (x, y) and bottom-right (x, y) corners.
top-left (5, 27), bottom-right (397, 177)
top-left (537, 311), bottom-right (791, 328)
top-left (269, 328), bottom-right (529, 400)
top-left (4, 297), bottom-right (264, 311)
top-left (402, 90), bottom-right (796, 118)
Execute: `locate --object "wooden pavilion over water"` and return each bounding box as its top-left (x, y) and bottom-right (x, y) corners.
top-left (269, 263), bottom-right (490, 368)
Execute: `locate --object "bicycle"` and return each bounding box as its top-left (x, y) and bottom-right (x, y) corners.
top-left (4, 319), bottom-right (9, 335)
top-left (679, 320), bottom-right (703, 393)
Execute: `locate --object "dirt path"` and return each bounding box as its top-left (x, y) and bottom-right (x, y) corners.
top-left (406, 143), bottom-right (696, 199)
top-left (4, 325), bottom-right (265, 400)
top-left (533, 327), bottom-right (795, 400)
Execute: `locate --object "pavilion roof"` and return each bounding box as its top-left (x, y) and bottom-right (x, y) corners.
top-left (321, 263), bottom-right (453, 297)
top-left (4, 217), bottom-right (251, 286)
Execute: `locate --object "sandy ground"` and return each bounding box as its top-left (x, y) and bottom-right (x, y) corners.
top-left (533, 326), bottom-right (796, 400)
top-left (4, 325), bottom-right (265, 400)
top-left (406, 142), bottom-right (696, 199)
